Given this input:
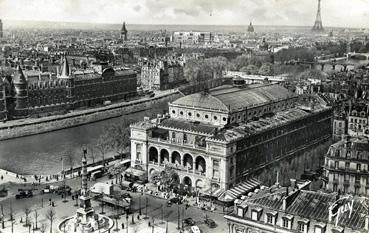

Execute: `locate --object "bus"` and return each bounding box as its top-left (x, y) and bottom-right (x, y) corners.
top-left (120, 159), bottom-right (131, 170)
top-left (87, 165), bottom-right (105, 177)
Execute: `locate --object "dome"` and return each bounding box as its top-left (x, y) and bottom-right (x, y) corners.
top-left (172, 93), bottom-right (229, 112)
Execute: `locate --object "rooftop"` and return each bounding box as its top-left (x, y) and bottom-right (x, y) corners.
top-left (239, 186), bottom-right (368, 230)
top-left (210, 108), bottom-right (312, 142)
top-left (171, 84), bottom-right (295, 113)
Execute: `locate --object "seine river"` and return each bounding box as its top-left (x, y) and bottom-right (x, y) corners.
top-left (0, 107), bottom-right (164, 175)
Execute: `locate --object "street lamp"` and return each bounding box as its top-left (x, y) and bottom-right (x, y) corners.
top-left (138, 195), bottom-right (142, 215)
top-left (176, 203), bottom-right (180, 230)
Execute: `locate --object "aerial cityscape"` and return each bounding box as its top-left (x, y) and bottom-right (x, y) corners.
top-left (0, 0), bottom-right (369, 232)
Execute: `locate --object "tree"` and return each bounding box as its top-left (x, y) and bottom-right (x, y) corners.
top-left (40, 223), bottom-right (47, 233)
top-left (34, 210), bottom-right (39, 230)
top-left (24, 206), bottom-right (31, 227)
top-left (106, 118), bottom-right (135, 158)
top-left (258, 63), bottom-right (274, 76)
top-left (45, 208), bottom-right (56, 233)
top-left (240, 65), bottom-right (259, 75)
top-left (150, 166), bottom-right (180, 191)
top-left (96, 132), bottom-right (110, 167)
top-left (9, 201), bottom-right (14, 233)
top-left (65, 150), bottom-right (75, 178)
top-left (88, 145), bottom-right (96, 164)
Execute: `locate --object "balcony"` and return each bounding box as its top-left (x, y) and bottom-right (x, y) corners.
top-left (148, 137), bottom-right (206, 151)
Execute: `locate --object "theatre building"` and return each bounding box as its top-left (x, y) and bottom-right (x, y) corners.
top-left (225, 181), bottom-right (369, 233)
top-left (130, 81), bottom-right (333, 198)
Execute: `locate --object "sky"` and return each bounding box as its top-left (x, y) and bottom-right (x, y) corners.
top-left (0, 0), bottom-right (369, 28)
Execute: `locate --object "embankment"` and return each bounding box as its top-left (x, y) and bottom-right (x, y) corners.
top-left (0, 91), bottom-right (183, 141)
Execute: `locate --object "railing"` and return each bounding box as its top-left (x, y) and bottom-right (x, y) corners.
top-left (148, 137), bottom-right (206, 150)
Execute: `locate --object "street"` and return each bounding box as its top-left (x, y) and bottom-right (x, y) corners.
top-left (0, 175), bottom-right (229, 233)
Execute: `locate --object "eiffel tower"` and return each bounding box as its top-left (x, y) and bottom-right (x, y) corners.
top-left (312, 0), bottom-right (324, 32)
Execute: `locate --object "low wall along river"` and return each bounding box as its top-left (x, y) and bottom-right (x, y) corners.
top-left (0, 91), bottom-right (183, 175)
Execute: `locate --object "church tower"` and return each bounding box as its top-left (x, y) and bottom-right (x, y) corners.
top-left (12, 65), bottom-right (28, 118)
top-left (121, 21), bottom-right (128, 41)
top-left (59, 54), bottom-right (75, 109)
top-left (247, 22), bottom-right (255, 33)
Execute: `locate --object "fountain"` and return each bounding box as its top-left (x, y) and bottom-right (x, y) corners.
top-left (58, 148), bottom-right (114, 233)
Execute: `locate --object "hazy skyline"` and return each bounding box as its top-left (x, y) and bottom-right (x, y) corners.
top-left (0, 0), bottom-right (369, 28)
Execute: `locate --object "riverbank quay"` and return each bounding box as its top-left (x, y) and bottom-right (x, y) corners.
top-left (0, 90), bottom-right (183, 141)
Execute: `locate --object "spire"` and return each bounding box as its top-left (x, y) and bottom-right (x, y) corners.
top-left (121, 21), bottom-right (127, 33)
top-left (60, 54), bottom-right (70, 78)
top-left (248, 21), bottom-right (255, 33)
top-left (13, 65), bottom-right (27, 84)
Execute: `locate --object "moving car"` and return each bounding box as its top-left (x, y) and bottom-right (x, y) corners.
top-left (204, 218), bottom-right (216, 228)
top-left (184, 217), bottom-right (195, 226)
top-left (15, 190), bottom-right (33, 199)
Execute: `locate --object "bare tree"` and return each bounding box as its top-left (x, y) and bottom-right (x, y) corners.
top-left (88, 145), bottom-right (96, 165)
top-left (34, 210), bottom-right (39, 230)
top-left (24, 206), bottom-right (31, 227)
top-left (9, 201), bottom-right (14, 233)
top-left (96, 132), bottom-right (110, 167)
top-left (45, 208), bottom-right (56, 233)
top-left (40, 223), bottom-right (47, 233)
top-left (65, 149), bottom-right (75, 178)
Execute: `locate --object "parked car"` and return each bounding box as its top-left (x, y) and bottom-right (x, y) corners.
top-left (204, 218), bottom-right (216, 228)
top-left (15, 190), bottom-right (33, 199)
top-left (56, 185), bottom-right (72, 195)
top-left (190, 226), bottom-right (201, 233)
top-left (184, 217), bottom-right (195, 226)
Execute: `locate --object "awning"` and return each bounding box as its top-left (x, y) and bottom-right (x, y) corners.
top-left (202, 186), bottom-right (225, 198)
top-left (218, 178), bottom-right (261, 202)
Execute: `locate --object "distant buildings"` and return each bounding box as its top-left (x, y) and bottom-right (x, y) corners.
top-left (140, 59), bottom-right (185, 90)
top-left (172, 32), bottom-right (213, 44)
top-left (130, 81), bottom-right (332, 200)
top-left (226, 181), bottom-right (369, 233)
top-left (0, 56), bottom-right (137, 121)
top-left (323, 136), bottom-right (369, 196)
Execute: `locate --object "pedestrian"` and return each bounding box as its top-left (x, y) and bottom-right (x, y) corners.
top-left (0, 175), bottom-right (3, 180)
top-left (121, 223), bottom-right (125, 229)
top-left (137, 215), bottom-right (140, 220)
top-left (52, 202), bottom-right (55, 207)
top-left (148, 221), bottom-right (151, 227)
top-left (49, 198), bottom-right (52, 206)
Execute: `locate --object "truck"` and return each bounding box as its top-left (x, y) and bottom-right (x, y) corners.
top-left (90, 183), bottom-right (113, 196)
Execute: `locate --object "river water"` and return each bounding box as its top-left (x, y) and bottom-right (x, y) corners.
top-left (0, 103), bottom-right (169, 175)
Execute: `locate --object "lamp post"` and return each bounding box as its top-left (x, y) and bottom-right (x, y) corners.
top-left (176, 203), bottom-right (180, 230)
top-left (138, 195), bottom-right (142, 215)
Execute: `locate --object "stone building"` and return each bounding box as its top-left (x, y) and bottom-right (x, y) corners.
top-left (0, 56), bottom-right (137, 121)
top-left (172, 32), bottom-right (213, 44)
top-left (225, 181), bottom-right (369, 233)
top-left (140, 59), bottom-right (185, 90)
top-left (323, 135), bottom-right (369, 196)
top-left (130, 81), bottom-right (333, 198)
